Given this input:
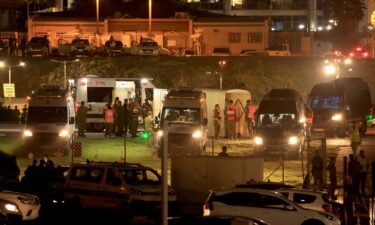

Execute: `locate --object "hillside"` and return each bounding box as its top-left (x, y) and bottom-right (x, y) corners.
top-left (1, 56), bottom-right (374, 104)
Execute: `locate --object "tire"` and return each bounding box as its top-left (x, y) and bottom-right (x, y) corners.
top-left (301, 219), bottom-right (325, 225)
top-left (119, 201), bottom-right (133, 223)
top-left (93, 123), bottom-right (105, 132)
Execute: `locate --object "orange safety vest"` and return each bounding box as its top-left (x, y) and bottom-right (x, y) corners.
top-left (104, 109), bottom-right (114, 123)
top-left (226, 106), bottom-right (236, 121)
top-left (247, 104), bottom-right (257, 119)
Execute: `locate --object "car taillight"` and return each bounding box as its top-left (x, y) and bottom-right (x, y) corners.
top-left (322, 204), bottom-right (330, 213)
top-left (364, 52), bottom-right (368, 57)
top-left (350, 52), bottom-right (354, 56)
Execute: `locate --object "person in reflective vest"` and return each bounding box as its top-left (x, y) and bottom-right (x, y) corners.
top-left (104, 103), bottom-right (114, 137)
top-left (213, 104), bottom-right (221, 139)
top-left (349, 121), bottom-right (362, 156)
top-left (226, 100), bottom-right (237, 140)
top-left (244, 99), bottom-right (257, 137)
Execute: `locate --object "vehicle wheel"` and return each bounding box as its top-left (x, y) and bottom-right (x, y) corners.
top-left (119, 201), bottom-right (133, 223)
top-left (93, 123), bottom-right (104, 132)
top-left (301, 219), bottom-right (324, 225)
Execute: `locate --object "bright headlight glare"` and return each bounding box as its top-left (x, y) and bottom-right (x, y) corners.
top-left (331, 114), bottom-right (342, 121)
top-left (344, 58), bottom-right (352, 65)
top-left (5, 203), bottom-right (18, 212)
top-left (23, 130), bottom-right (33, 137)
top-left (192, 130), bottom-right (202, 138)
top-left (254, 136), bottom-right (263, 145)
top-left (157, 130), bottom-right (163, 138)
top-left (324, 64), bottom-right (336, 75)
top-left (59, 130), bottom-right (69, 137)
top-left (289, 136), bottom-right (298, 145)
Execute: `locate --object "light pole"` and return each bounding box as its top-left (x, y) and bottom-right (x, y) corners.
top-left (0, 61), bottom-right (25, 104)
top-left (51, 59), bottom-right (79, 89)
top-left (148, 0), bottom-right (152, 37)
top-left (96, 0), bottom-right (99, 35)
top-left (218, 59), bottom-right (227, 90)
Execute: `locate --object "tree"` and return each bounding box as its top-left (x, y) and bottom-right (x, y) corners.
top-left (324, 0), bottom-right (366, 48)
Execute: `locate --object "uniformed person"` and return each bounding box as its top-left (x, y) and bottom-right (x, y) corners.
top-left (104, 103), bottom-right (114, 137)
top-left (131, 98), bottom-right (141, 138)
top-left (213, 104), bottom-right (221, 139)
top-left (349, 121), bottom-right (362, 156)
top-left (244, 99), bottom-right (257, 137)
top-left (123, 99), bottom-right (131, 136)
top-left (76, 101), bottom-right (91, 137)
top-left (141, 99), bottom-right (153, 129)
top-left (116, 101), bottom-right (125, 137)
top-left (112, 97), bottom-right (119, 135)
top-left (144, 111), bottom-right (154, 147)
top-left (225, 100), bottom-right (237, 140)
top-left (326, 156), bottom-right (337, 199)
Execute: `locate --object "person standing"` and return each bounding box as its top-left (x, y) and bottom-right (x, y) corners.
top-left (131, 98), bottom-right (141, 138)
top-left (20, 38), bottom-right (26, 57)
top-left (104, 103), bottom-right (114, 137)
top-left (123, 99), bottom-right (131, 136)
top-left (76, 101), bottom-right (91, 137)
top-left (144, 111), bottom-right (155, 147)
top-left (112, 97), bottom-right (119, 135)
top-left (116, 101), bottom-right (125, 137)
top-left (244, 99), bottom-right (257, 137)
top-left (141, 99), bottom-right (153, 129)
top-left (348, 154), bottom-right (361, 199)
top-left (357, 149), bottom-right (369, 195)
top-left (311, 150), bottom-right (323, 189)
top-left (349, 121), bottom-right (362, 156)
top-left (213, 104), bottom-right (221, 139)
top-left (326, 157), bottom-right (337, 199)
top-left (225, 100), bottom-right (237, 140)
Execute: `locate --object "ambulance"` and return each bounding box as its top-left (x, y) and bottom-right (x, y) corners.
top-left (75, 75), bottom-right (165, 132)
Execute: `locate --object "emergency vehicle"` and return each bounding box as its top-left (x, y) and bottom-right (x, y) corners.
top-left (74, 75), bottom-right (158, 132)
top-left (23, 87), bottom-right (75, 155)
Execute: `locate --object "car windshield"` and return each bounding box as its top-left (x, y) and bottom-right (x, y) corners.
top-left (119, 168), bottom-right (160, 185)
top-left (257, 113), bottom-right (297, 128)
top-left (309, 96), bottom-right (343, 109)
top-left (213, 48), bottom-right (229, 53)
top-left (162, 108), bottom-right (200, 124)
top-left (27, 107), bottom-right (67, 123)
top-left (141, 42), bottom-right (157, 47)
top-left (72, 39), bottom-right (89, 45)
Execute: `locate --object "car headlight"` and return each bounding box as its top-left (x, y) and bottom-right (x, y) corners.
top-left (59, 130), bottom-right (69, 137)
top-left (319, 212), bottom-right (336, 221)
top-left (288, 136), bottom-right (298, 145)
top-left (254, 136), bottom-right (263, 145)
top-left (331, 114), bottom-right (342, 121)
top-left (5, 203), bottom-right (18, 213)
top-left (192, 130), bottom-right (202, 138)
top-left (344, 58), bottom-right (352, 65)
top-left (23, 130), bottom-right (33, 137)
top-left (157, 130), bottom-right (163, 138)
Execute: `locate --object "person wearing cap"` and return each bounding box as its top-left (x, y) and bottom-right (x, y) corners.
top-left (326, 156), bottom-right (337, 199)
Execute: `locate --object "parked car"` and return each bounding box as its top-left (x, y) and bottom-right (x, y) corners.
top-left (104, 40), bottom-right (125, 56)
top-left (26, 37), bottom-right (50, 57)
top-left (348, 46), bottom-right (369, 59)
top-left (211, 47), bottom-right (231, 56)
top-left (62, 162), bottom-right (176, 220)
top-left (0, 190), bottom-right (40, 222)
top-left (70, 38), bottom-right (92, 56)
top-left (204, 188), bottom-right (340, 225)
top-left (266, 44), bottom-right (290, 56)
top-left (0, 211), bottom-right (8, 225)
top-left (169, 216), bottom-right (269, 225)
top-left (275, 188), bottom-right (344, 219)
top-left (138, 40), bottom-right (159, 56)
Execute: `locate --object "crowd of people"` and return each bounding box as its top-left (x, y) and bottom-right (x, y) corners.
top-left (0, 103), bottom-right (27, 123)
top-left (0, 37), bottom-right (27, 57)
top-left (76, 97), bottom-right (154, 140)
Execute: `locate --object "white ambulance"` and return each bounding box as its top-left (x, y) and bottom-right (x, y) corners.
top-left (23, 87), bottom-right (75, 155)
top-left (75, 75), bottom-right (164, 132)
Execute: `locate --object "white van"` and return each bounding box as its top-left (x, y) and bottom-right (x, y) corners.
top-left (22, 87), bottom-right (75, 155)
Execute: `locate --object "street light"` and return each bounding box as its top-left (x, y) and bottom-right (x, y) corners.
top-left (0, 61), bottom-right (26, 84)
top-left (51, 59), bottom-right (79, 89)
top-left (218, 59), bottom-right (227, 90)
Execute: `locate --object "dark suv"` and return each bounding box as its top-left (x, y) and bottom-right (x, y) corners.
top-left (26, 37), bottom-right (50, 57)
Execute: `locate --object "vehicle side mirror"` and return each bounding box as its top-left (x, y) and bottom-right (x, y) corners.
top-left (203, 118), bottom-right (208, 126)
top-left (69, 117), bottom-right (75, 124)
